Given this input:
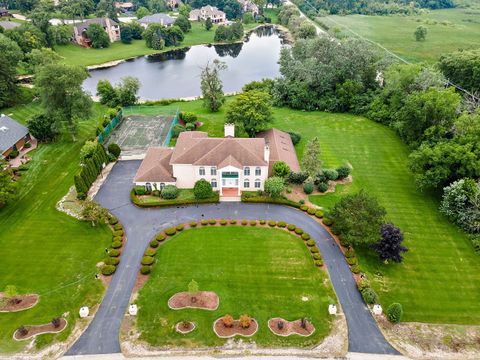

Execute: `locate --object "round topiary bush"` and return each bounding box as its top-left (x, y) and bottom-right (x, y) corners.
top-left (287, 224), bottom-right (296, 231)
top-left (350, 265), bottom-right (361, 274)
top-left (306, 239), bottom-right (315, 247)
top-left (322, 218), bottom-right (333, 226)
top-left (185, 122), bottom-right (196, 131)
top-left (323, 169), bottom-right (338, 181)
top-left (113, 236), bottom-right (122, 242)
top-left (161, 185), bottom-right (179, 200)
top-left (312, 253), bottom-right (322, 260)
top-left (307, 208), bottom-right (316, 215)
top-left (294, 228), bottom-right (304, 235)
top-left (277, 221), bottom-right (286, 228)
top-left (193, 179), bottom-right (213, 199)
top-left (344, 248), bottom-right (356, 258)
top-left (346, 257), bottom-right (357, 265)
top-left (241, 220), bottom-right (248, 226)
top-left (113, 223), bottom-right (123, 231)
top-left (315, 259), bottom-right (324, 267)
top-left (302, 233), bottom-right (310, 240)
top-left (111, 241), bottom-right (122, 249)
top-left (336, 166), bottom-right (350, 179)
top-left (361, 287), bottom-right (378, 305)
top-left (141, 256), bottom-right (155, 266)
top-left (317, 182), bottom-right (329, 193)
top-left (108, 143), bottom-right (121, 158)
top-left (315, 210), bottom-right (324, 218)
top-left (303, 182), bottom-right (314, 194)
top-left (201, 219), bottom-right (208, 225)
top-left (140, 265), bottom-right (151, 275)
top-left (101, 264), bottom-right (116, 276)
top-left (150, 239), bottom-right (159, 248)
top-left (259, 220), bottom-right (266, 225)
top-left (229, 219), bottom-right (237, 224)
top-left (268, 220), bottom-right (276, 227)
top-left (156, 233), bottom-right (166, 241)
top-left (109, 216), bottom-right (118, 225)
top-left (310, 246), bottom-right (320, 253)
top-left (250, 220), bottom-right (257, 226)
top-left (209, 219), bottom-right (216, 225)
top-left (165, 227), bottom-right (176, 236)
top-left (300, 205), bottom-right (308, 211)
top-left (108, 249), bottom-right (120, 257)
top-left (113, 230), bottom-right (124, 237)
top-left (190, 221), bottom-right (198, 227)
top-left (176, 224), bottom-right (184, 231)
top-left (144, 248), bottom-right (157, 256)
top-left (386, 303), bottom-right (403, 324)
top-left (105, 256), bottom-right (120, 266)
top-left (220, 219), bottom-right (227, 225)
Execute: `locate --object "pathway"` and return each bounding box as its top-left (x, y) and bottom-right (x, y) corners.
top-left (284, 0), bottom-right (327, 36)
top-left (66, 160), bottom-right (399, 356)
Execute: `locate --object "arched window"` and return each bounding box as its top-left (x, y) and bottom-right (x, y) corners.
top-left (254, 179), bottom-right (261, 188)
top-left (145, 182), bottom-right (152, 192)
top-left (244, 167), bottom-right (250, 176)
top-left (255, 167), bottom-right (261, 176)
top-left (199, 167), bottom-right (205, 176)
top-left (210, 167), bottom-right (217, 175)
top-left (211, 179), bottom-right (217, 188)
top-left (244, 179), bottom-right (250, 188)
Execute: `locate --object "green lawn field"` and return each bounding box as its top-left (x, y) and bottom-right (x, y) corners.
top-left (55, 22), bottom-right (260, 68)
top-left (126, 100), bottom-right (480, 325)
top-left (320, 8), bottom-right (480, 63)
top-left (136, 226), bottom-right (335, 348)
top-left (0, 102), bottom-right (111, 353)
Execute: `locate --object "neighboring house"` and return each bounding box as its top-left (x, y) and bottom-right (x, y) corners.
top-left (0, 115), bottom-right (31, 159)
top-left (134, 124), bottom-right (300, 197)
top-left (73, 18), bottom-right (120, 47)
top-left (238, 0), bottom-right (259, 16)
top-left (0, 8), bottom-right (10, 17)
top-left (138, 13), bottom-right (175, 28)
top-left (0, 20), bottom-right (20, 30)
top-left (167, 0), bottom-right (182, 9)
top-left (115, 1), bottom-right (134, 12)
top-left (189, 6), bottom-right (226, 24)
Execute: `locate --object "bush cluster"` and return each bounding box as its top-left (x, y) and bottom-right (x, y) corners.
top-left (315, 210), bottom-right (324, 218)
top-left (105, 256), bottom-right (120, 266)
top-left (74, 142), bottom-right (109, 199)
top-left (109, 216), bottom-right (118, 225)
top-left (101, 264), bottom-right (116, 276)
top-left (323, 169), bottom-right (339, 181)
top-left (336, 166), bottom-right (350, 179)
top-left (300, 205), bottom-right (308, 211)
top-left (317, 182), bottom-right (329, 193)
top-left (277, 221), bottom-right (286, 227)
top-left (323, 218), bottom-right (333, 226)
top-left (259, 220), bottom-right (266, 225)
top-left (194, 179), bottom-right (214, 199)
top-left (361, 287), bottom-right (378, 304)
top-left (141, 256), bottom-right (155, 266)
top-left (165, 227), bottom-right (176, 236)
top-left (307, 208), bottom-right (316, 215)
top-left (161, 185), bottom-right (179, 199)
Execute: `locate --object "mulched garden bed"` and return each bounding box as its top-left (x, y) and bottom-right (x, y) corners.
top-left (175, 321), bottom-right (196, 334)
top-left (213, 318), bottom-right (259, 338)
top-left (168, 291), bottom-right (219, 310)
top-left (268, 317), bottom-right (315, 337)
top-left (13, 318), bottom-right (67, 341)
top-left (0, 293), bottom-right (39, 312)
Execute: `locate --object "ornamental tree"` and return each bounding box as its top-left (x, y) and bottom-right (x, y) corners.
top-left (193, 179), bottom-right (213, 199)
top-left (86, 23), bottom-right (110, 48)
top-left (302, 137), bottom-right (322, 178)
top-left (371, 223), bottom-right (408, 263)
top-left (200, 60), bottom-right (226, 112)
top-left (81, 199), bottom-right (109, 226)
top-left (264, 176), bottom-right (284, 197)
top-left (272, 161), bottom-right (291, 178)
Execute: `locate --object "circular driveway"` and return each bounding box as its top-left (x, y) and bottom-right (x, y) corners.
top-left (66, 160), bottom-right (399, 356)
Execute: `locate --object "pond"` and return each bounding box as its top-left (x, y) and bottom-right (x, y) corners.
top-left (82, 26), bottom-right (285, 101)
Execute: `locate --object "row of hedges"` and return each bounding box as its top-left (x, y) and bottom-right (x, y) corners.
top-left (74, 143), bottom-right (110, 199)
top-left (130, 189), bottom-right (219, 208)
top-left (241, 191), bottom-right (301, 208)
top-left (101, 215), bottom-right (124, 276)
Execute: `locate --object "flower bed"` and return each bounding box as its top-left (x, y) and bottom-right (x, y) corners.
top-left (13, 318), bottom-right (67, 341)
top-left (168, 291), bottom-right (219, 311)
top-left (175, 321), bottom-right (196, 334)
top-left (268, 317), bottom-right (315, 337)
top-left (0, 293), bottom-right (39, 313)
top-left (213, 317), bottom-right (259, 338)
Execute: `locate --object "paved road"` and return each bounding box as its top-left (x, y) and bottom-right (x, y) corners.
top-left (66, 160), bottom-right (399, 356)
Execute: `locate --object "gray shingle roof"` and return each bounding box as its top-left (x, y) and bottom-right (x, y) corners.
top-left (138, 13), bottom-right (175, 26)
top-left (0, 21), bottom-right (20, 30)
top-left (74, 18), bottom-right (119, 33)
top-left (0, 115), bottom-right (29, 153)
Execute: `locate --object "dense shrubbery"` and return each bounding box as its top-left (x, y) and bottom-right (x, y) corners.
top-left (101, 264), bottom-right (116, 276)
top-left (161, 185), bottom-right (179, 199)
top-left (361, 287), bottom-right (378, 304)
top-left (74, 142), bottom-right (109, 199)
top-left (303, 182), bottom-right (314, 194)
top-left (214, 22), bottom-right (244, 42)
top-left (194, 179), bottom-right (213, 199)
top-left (386, 303), bottom-right (403, 323)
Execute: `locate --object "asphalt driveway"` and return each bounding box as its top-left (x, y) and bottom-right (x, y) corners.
top-left (66, 160), bottom-right (399, 356)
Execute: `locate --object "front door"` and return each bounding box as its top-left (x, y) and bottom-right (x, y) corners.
top-left (222, 178), bottom-right (238, 187)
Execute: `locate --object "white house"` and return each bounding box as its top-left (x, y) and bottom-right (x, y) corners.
top-left (238, 0), bottom-right (259, 16)
top-left (134, 124), bottom-right (300, 197)
top-left (189, 6), bottom-right (226, 24)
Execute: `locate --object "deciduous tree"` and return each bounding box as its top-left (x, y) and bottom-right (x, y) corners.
top-left (371, 223), bottom-right (408, 263)
top-left (0, 161), bottom-right (17, 208)
top-left (86, 23), bottom-right (110, 48)
top-left (414, 25), bottom-right (427, 41)
top-left (264, 176), bottom-right (284, 197)
top-left (200, 60), bottom-right (226, 112)
top-left (81, 199), bottom-right (109, 226)
top-left (302, 137), bottom-right (321, 178)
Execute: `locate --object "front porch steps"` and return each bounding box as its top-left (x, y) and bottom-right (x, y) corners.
top-left (220, 196), bottom-right (241, 202)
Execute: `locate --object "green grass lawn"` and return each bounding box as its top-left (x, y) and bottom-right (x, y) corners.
top-left (55, 22), bottom-right (260, 68)
top-left (136, 226), bottom-right (335, 348)
top-left (320, 8), bottom-right (480, 63)
top-left (126, 100), bottom-right (480, 325)
top-left (0, 102), bottom-right (112, 353)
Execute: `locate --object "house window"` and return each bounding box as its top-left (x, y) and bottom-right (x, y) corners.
top-left (255, 167), bottom-right (261, 176)
top-left (211, 179), bottom-right (217, 188)
top-left (159, 183), bottom-right (165, 190)
top-left (146, 183), bottom-right (152, 192)
top-left (254, 179), bottom-right (261, 188)
top-left (211, 167), bottom-right (217, 175)
top-left (244, 167), bottom-right (250, 176)
top-left (199, 167), bottom-right (205, 176)
top-left (244, 179), bottom-right (250, 188)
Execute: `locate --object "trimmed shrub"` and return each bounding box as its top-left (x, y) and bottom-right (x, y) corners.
top-left (307, 208), bottom-right (316, 215)
top-left (113, 223), bottom-right (123, 231)
top-left (310, 246), bottom-right (320, 253)
top-left (357, 279), bottom-right (370, 291)
top-left (193, 179), bottom-right (213, 199)
top-left (113, 230), bottom-right (124, 237)
top-left (306, 239), bottom-right (315, 247)
top-left (165, 227), bottom-right (176, 236)
top-left (220, 219), bottom-right (227, 225)
top-left (323, 218), bottom-right (333, 226)
top-left (317, 182), bottom-right (329, 193)
top-left (302, 233), bottom-right (310, 240)
top-left (344, 248), bottom-right (356, 258)
top-left (144, 248), bottom-right (157, 256)
top-left (108, 249), bottom-right (120, 257)
top-left (287, 171), bottom-right (308, 184)
top-left (299, 199), bottom-right (305, 204)
top-left (350, 264), bottom-right (361, 274)
top-left (250, 220), bottom-right (257, 226)
top-left (140, 265), bottom-right (151, 275)
top-left (181, 111), bottom-right (197, 123)
top-left (209, 219), bottom-right (216, 225)
top-left (287, 224), bottom-right (296, 231)
top-left (229, 219), bottom-right (237, 224)
top-left (190, 221), bottom-right (198, 227)
top-left (268, 220), bottom-right (276, 227)
top-left (105, 256), bottom-right (120, 265)
top-left (300, 205), bottom-right (308, 211)
top-left (241, 220), bottom-right (248, 225)
top-left (101, 264), bottom-right (116, 276)
top-left (113, 236), bottom-right (122, 242)
top-left (288, 131), bottom-right (301, 145)
top-left (201, 219), bottom-right (209, 225)
top-left (346, 257), bottom-right (357, 265)
top-left (134, 185), bottom-right (146, 195)
top-left (176, 224), bottom-right (184, 231)
top-left (315, 259), bottom-right (324, 266)
top-left (161, 185), bottom-right (179, 199)
top-left (387, 303), bottom-right (403, 324)
top-left (259, 220), bottom-right (266, 225)
top-left (141, 256), bottom-right (155, 265)
top-left (323, 169), bottom-right (339, 181)
top-left (312, 253), bottom-right (322, 260)
top-left (277, 221), bottom-right (286, 227)
top-left (294, 227), bottom-right (304, 235)
top-left (156, 233), bottom-right (166, 241)
top-left (109, 216), bottom-right (118, 225)
top-left (315, 210), bottom-right (324, 218)
top-left (111, 241), bottom-right (122, 249)
top-left (336, 166), bottom-right (350, 179)
top-left (303, 182), bottom-right (314, 194)
top-left (108, 143), bottom-right (121, 158)
top-left (361, 288), bottom-right (378, 304)
top-left (150, 239), bottom-right (159, 248)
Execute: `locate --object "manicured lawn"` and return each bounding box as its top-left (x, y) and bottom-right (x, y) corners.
top-left (0, 102), bottom-right (112, 353)
top-left (55, 22), bottom-right (260, 68)
top-left (320, 8), bottom-right (480, 63)
top-left (126, 100), bottom-right (480, 325)
top-left (137, 226), bottom-right (335, 348)
top-left (132, 188), bottom-right (219, 206)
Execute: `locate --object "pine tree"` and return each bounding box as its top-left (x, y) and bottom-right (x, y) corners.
top-left (74, 174), bottom-right (88, 195)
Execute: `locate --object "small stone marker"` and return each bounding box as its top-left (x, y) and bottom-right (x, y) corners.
top-left (79, 306), bottom-right (89, 318)
top-left (129, 304), bottom-right (138, 316)
top-left (373, 304), bottom-right (382, 315)
top-left (328, 304), bottom-right (337, 315)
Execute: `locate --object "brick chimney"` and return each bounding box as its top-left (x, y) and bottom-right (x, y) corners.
top-left (224, 123), bottom-right (235, 137)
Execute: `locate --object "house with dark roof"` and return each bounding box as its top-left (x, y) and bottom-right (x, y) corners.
top-left (0, 115), bottom-right (31, 159)
top-left (0, 8), bottom-right (10, 17)
top-left (134, 124), bottom-right (300, 197)
top-left (138, 13), bottom-right (175, 28)
top-left (73, 18), bottom-right (120, 47)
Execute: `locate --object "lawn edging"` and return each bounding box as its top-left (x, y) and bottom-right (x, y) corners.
top-left (241, 191), bottom-right (302, 208)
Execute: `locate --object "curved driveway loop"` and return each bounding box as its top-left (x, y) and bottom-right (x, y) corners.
top-left (66, 160), bottom-right (399, 356)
